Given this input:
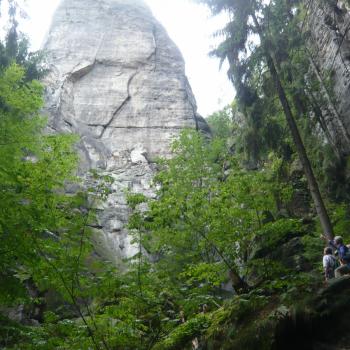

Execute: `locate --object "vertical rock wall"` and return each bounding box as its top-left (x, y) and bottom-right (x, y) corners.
top-left (43, 0), bottom-right (208, 264)
top-left (306, 0), bottom-right (350, 155)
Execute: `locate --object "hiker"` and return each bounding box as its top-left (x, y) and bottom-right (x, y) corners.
top-left (328, 236), bottom-right (350, 278)
top-left (323, 247), bottom-right (337, 282)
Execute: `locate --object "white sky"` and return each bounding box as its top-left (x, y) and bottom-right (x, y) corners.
top-left (12, 0), bottom-right (235, 117)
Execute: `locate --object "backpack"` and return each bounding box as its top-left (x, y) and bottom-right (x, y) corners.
top-left (330, 255), bottom-right (340, 269)
top-left (343, 247), bottom-right (350, 263)
top-left (326, 256), bottom-right (338, 280)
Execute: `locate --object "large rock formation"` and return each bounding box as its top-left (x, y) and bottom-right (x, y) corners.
top-left (306, 0), bottom-right (350, 156)
top-left (43, 0), bottom-right (208, 264)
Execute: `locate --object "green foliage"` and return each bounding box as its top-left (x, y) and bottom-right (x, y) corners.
top-left (303, 203), bottom-right (350, 270)
top-left (254, 219), bottom-right (304, 255)
top-left (124, 129), bottom-right (308, 347)
top-left (0, 63), bottom-right (105, 349)
top-left (1, 1), bottom-right (349, 348)
top-left (331, 204), bottom-right (350, 240)
top-left (180, 262), bottom-right (225, 288)
top-left (128, 130), bottom-right (288, 284)
top-left (127, 192), bottom-right (148, 210)
top-left (200, 0), bottom-right (349, 203)
top-left (0, 63), bottom-right (83, 304)
top-left (204, 294), bottom-right (273, 350)
top-left (0, 2), bottom-right (46, 81)
top-left (207, 103), bottom-right (235, 140)
top-left (153, 314), bottom-right (209, 350)
top-left (0, 119), bottom-right (337, 350)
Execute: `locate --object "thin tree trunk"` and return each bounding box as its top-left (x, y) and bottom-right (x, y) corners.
top-left (251, 12), bottom-right (334, 240)
top-left (197, 228), bottom-right (249, 293)
top-left (228, 268), bottom-right (249, 294)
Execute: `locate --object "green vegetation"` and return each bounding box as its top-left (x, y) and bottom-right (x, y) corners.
top-left (1, 0), bottom-right (350, 349)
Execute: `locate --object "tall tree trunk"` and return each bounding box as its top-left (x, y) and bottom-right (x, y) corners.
top-left (251, 12), bottom-right (334, 240)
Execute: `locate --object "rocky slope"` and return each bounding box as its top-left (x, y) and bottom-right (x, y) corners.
top-left (43, 0), bottom-right (208, 264)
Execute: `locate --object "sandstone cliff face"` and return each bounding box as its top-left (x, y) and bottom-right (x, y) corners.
top-left (43, 0), bottom-right (208, 264)
top-left (306, 0), bottom-right (350, 155)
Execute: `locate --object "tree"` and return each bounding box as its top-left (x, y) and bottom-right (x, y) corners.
top-left (198, 0), bottom-right (334, 239)
top-left (207, 103), bottom-right (235, 140)
top-left (125, 128), bottom-right (312, 349)
top-left (0, 63), bottom-right (106, 349)
top-left (128, 130), bottom-right (293, 294)
top-left (0, 63), bottom-right (83, 300)
top-left (0, 0), bottom-right (45, 80)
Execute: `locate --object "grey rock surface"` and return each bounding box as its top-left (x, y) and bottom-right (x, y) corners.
top-left (43, 0), bottom-right (206, 264)
top-left (306, 0), bottom-right (350, 155)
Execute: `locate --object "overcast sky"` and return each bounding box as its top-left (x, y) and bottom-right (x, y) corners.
top-left (14, 0), bottom-right (235, 117)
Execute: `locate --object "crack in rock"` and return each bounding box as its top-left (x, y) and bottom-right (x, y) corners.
top-left (152, 24), bottom-right (158, 72)
top-left (96, 34), bottom-right (158, 139)
top-left (97, 72), bottom-right (135, 139)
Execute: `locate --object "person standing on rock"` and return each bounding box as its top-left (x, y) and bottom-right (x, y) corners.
top-left (323, 247), bottom-right (338, 282)
top-left (327, 236), bottom-right (350, 278)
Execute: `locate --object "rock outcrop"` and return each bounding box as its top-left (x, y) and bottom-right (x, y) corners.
top-left (306, 0), bottom-right (350, 156)
top-left (43, 0), bottom-right (208, 264)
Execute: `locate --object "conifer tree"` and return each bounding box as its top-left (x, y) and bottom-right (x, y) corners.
top-left (198, 0), bottom-right (334, 239)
